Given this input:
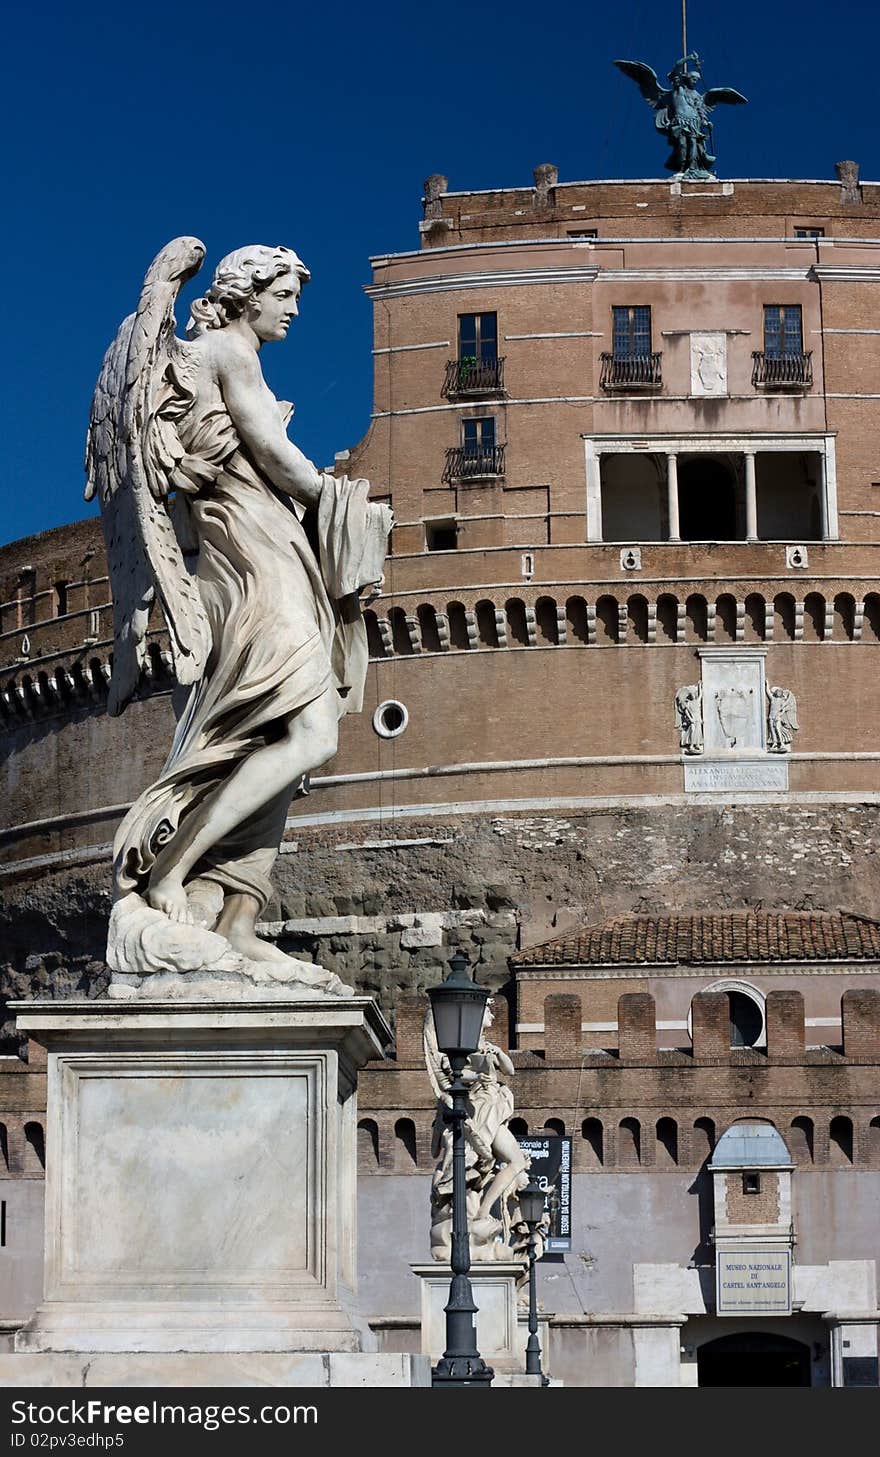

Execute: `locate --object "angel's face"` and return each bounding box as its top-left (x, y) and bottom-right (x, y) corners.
top-left (248, 273), bottom-right (301, 343)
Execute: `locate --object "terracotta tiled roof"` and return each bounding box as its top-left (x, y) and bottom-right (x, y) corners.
top-left (511, 912), bottom-right (880, 968)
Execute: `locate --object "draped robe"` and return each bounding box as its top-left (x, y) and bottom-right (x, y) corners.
top-left (113, 398), bottom-right (387, 912)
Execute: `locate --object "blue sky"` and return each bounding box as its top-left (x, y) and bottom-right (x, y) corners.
top-left (2, 0), bottom-right (879, 546)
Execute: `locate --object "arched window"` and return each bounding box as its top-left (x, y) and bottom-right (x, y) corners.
top-left (389, 606), bottom-right (413, 655)
top-left (447, 602), bottom-right (470, 650)
top-left (656, 1117), bottom-right (678, 1166)
top-left (544, 1118), bottom-right (566, 1137)
top-left (24, 1121), bottom-right (45, 1171)
top-left (864, 593), bottom-right (880, 641)
top-left (0, 1123), bottom-right (7, 1171)
top-left (566, 597), bottom-right (590, 644)
top-left (534, 597), bottom-right (559, 645)
top-left (627, 595), bottom-right (649, 644)
top-left (417, 604), bottom-right (442, 653)
top-left (685, 594), bottom-right (708, 641)
top-left (656, 594), bottom-right (678, 644)
top-left (694, 981), bottom-right (765, 1048)
top-left (744, 593), bottom-right (766, 641)
top-left (829, 1115), bottom-right (854, 1165)
top-left (774, 593), bottom-right (796, 641)
top-left (869, 1117), bottom-right (880, 1167)
top-left (715, 594), bottom-right (738, 643)
top-left (505, 599), bottom-right (530, 647)
top-left (692, 1117), bottom-right (715, 1164)
top-left (509, 1117), bottom-right (529, 1139)
top-left (833, 593), bottom-right (855, 641)
top-left (357, 1119), bottom-right (380, 1172)
top-left (363, 610), bottom-right (385, 658)
top-left (595, 595), bottom-right (618, 645)
top-left (394, 1117), bottom-right (418, 1167)
top-left (789, 1116), bottom-right (814, 1165)
top-left (581, 1118), bottom-right (603, 1167)
top-left (803, 592), bottom-right (825, 641)
top-left (617, 1117), bottom-right (641, 1167)
top-left (475, 599), bottom-right (499, 647)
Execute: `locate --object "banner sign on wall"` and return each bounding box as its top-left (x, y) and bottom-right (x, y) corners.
top-left (517, 1136), bottom-right (572, 1252)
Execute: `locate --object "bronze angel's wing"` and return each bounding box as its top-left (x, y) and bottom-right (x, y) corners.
top-left (614, 59), bottom-right (666, 107)
top-left (703, 87), bottom-right (748, 109)
top-left (85, 236), bottom-right (212, 716)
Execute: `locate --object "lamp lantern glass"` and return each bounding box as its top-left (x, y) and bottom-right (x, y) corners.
top-left (518, 1180), bottom-right (546, 1229)
top-left (428, 949), bottom-right (489, 1058)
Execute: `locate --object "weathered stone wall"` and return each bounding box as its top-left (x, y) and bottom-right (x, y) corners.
top-left (3, 802), bottom-right (880, 1051)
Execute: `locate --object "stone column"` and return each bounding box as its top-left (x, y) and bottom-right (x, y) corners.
top-left (818, 450), bottom-right (829, 540)
top-left (666, 453), bottom-right (680, 541)
top-left (822, 438), bottom-right (839, 539)
top-left (744, 451), bottom-right (758, 541)
top-left (585, 440), bottom-right (603, 542)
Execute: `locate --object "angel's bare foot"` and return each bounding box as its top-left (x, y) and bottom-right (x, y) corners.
top-left (223, 926), bottom-right (293, 964)
top-left (147, 875), bottom-right (191, 924)
top-left (213, 891), bottom-right (282, 963)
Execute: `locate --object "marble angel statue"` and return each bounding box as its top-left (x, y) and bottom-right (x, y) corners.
top-left (85, 238), bottom-right (392, 994)
top-left (424, 999), bottom-right (530, 1262)
top-left (766, 685), bottom-right (799, 754)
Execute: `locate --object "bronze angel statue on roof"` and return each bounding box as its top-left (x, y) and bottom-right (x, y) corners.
top-left (614, 52), bottom-right (747, 181)
top-left (85, 238), bottom-right (392, 996)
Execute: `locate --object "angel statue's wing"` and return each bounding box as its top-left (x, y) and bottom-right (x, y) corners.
top-left (85, 236), bottom-right (212, 717)
top-left (703, 87), bottom-right (748, 109)
top-left (614, 59), bottom-right (666, 108)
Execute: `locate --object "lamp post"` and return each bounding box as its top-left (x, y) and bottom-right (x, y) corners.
top-left (518, 1179), bottom-right (548, 1384)
top-left (427, 949), bottom-right (495, 1388)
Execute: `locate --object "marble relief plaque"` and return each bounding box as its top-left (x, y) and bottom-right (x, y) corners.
top-left (690, 332), bottom-right (728, 396)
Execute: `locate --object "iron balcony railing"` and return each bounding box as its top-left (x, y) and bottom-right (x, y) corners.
top-left (443, 445), bottom-right (506, 483)
top-left (600, 351), bottom-right (663, 390)
top-left (441, 356), bottom-right (506, 398)
top-left (752, 351), bottom-right (813, 389)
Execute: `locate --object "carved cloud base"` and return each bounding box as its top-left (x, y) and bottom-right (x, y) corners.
top-left (11, 996), bottom-right (391, 1355)
top-left (107, 889), bottom-right (353, 999)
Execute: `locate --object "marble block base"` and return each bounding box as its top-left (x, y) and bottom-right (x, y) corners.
top-left (11, 996), bottom-right (391, 1355)
top-left (413, 1262), bottom-right (526, 1371)
top-left (0, 1352), bottom-right (431, 1388)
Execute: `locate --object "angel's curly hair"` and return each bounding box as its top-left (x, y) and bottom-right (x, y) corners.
top-left (187, 245), bottom-right (311, 334)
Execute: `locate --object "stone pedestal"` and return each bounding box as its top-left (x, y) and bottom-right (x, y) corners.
top-left (11, 997), bottom-right (390, 1357)
top-left (413, 1262), bottom-right (526, 1372)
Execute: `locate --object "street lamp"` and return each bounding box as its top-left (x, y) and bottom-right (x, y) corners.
top-left (518, 1179), bottom-right (549, 1383)
top-left (427, 949), bottom-right (494, 1388)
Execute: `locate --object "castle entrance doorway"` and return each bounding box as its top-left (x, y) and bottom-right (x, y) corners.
top-left (697, 1331), bottom-right (811, 1386)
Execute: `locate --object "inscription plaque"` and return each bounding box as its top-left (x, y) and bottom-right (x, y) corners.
top-left (717, 1249), bottom-right (792, 1315)
top-left (685, 758), bottom-right (789, 792)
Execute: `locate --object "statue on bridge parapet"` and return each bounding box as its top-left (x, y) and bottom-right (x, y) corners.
top-left (85, 238), bottom-right (392, 997)
top-left (424, 999), bottom-right (531, 1262)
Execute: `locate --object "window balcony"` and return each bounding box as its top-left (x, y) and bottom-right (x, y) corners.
top-left (443, 445), bottom-right (506, 484)
top-left (752, 351), bottom-right (813, 390)
top-left (600, 351), bottom-right (663, 391)
top-left (441, 356), bottom-right (506, 399)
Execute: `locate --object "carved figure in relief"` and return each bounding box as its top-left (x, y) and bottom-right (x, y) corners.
top-left (714, 686), bottom-right (755, 750)
top-left (766, 685), bottom-right (799, 753)
top-left (674, 683), bottom-right (704, 754)
top-left (692, 334), bottom-right (727, 395)
top-left (424, 1001), bottom-right (530, 1262)
top-left (85, 239), bottom-right (392, 992)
